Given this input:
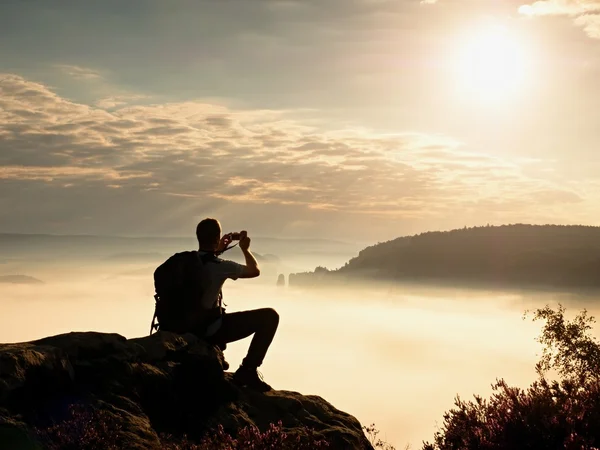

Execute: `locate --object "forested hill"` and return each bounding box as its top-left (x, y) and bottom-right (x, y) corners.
top-left (289, 224), bottom-right (600, 289)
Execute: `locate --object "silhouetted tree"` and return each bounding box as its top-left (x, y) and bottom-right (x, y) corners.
top-left (423, 304), bottom-right (600, 450)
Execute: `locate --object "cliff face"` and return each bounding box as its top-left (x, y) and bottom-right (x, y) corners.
top-left (0, 331), bottom-right (372, 449)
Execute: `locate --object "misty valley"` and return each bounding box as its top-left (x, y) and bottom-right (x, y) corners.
top-left (2, 228), bottom-right (600, 448)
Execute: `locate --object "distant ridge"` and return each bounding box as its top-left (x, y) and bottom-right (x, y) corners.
top-left (0, 275), bottom-right (44, 285)
top-left (289, 224), bottom-right (600, 290)
top-left (0, 233), bottom-right (361, 271)
top-left (0, 232), bottom-right (355, 246)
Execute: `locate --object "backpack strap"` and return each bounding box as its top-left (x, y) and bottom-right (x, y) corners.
top-left (215, 242), bottom-right (238, 257)
top-left (150, 300), bottom-right (159, 335)
top-left (197, 251), bottom-right (225, 309)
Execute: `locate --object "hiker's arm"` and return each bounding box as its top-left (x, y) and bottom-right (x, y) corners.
top-left (238, 232), bottom-right (260, 278)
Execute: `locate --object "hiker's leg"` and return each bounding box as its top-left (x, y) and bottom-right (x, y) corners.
top-left (209, 308), bottom-right (279, 368)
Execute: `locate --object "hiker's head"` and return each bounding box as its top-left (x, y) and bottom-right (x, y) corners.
top-left (196, 218), bottom-right (221, 251)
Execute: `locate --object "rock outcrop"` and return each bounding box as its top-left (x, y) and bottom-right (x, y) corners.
top-left (277, 274), bottom-right (286, 287)
top-left (0, 331), bottom-right (372, 449)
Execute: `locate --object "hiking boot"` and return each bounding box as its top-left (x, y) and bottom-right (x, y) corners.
top-left (232, 365), bottom-right (272, 392)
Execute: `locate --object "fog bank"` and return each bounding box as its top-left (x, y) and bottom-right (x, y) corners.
top-left (2, 264), bottom-right (597, 447)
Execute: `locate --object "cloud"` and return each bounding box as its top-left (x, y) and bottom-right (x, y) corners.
top-left (54, 64), bottom-right (103, 80)
top-left (574, 13), bottom-right (600, 37)
top-left (519, 0), bottom-right (600, 16)
top-left (0, 73), bottom-right (589, 236)
top-left (0, 166), bottom-right (150, 182)
top-left (424, 0), bottom-right (600, 39)
top-left (519, 0), bottom-right (600, 38)
top-left (95, 95), bottom-right (149, 109)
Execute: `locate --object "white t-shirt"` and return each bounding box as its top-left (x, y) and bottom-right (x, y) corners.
top-left (198, 251), bottom-right (245, 336)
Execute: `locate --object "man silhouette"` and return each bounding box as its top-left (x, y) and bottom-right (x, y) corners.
top-left (194, 218), bottom-right (279, 392)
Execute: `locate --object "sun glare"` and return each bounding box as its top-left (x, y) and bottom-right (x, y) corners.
top-left (454, 25), bottom-right (528, 103)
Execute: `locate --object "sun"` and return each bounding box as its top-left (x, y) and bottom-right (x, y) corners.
top-left (453, 25), bottom-right (528, 103)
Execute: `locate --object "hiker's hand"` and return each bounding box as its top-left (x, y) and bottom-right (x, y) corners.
top-left (239, 231), bottom-right (251, 251)
top-left (218, 234), bottom-right (232, 252)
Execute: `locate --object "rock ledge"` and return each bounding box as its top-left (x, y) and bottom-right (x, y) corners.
top-left (0, 331), bottom-right (372, 449)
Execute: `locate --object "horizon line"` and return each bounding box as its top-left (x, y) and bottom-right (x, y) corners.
top-left (0, 223), bottom-right (597, 244)
top-left (0, 231), bottom-right (364, 245)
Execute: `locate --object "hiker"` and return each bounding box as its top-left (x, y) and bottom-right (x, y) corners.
top-left (197, 218), bottom-right (279, 391)
top-left (152, 218), bottom-right (279, 392)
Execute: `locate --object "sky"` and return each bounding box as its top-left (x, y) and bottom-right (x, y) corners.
top-left (1, 0), bottom-right (600, 242)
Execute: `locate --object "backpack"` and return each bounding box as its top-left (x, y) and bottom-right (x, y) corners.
top-left (150, 251), bottom-right (218, 335)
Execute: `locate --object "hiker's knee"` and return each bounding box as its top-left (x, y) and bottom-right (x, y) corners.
top-left (263, 307), bottom-right (279, 325)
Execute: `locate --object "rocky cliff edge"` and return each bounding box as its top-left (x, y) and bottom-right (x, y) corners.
top-left (0, 331), bottom-right (373, 449)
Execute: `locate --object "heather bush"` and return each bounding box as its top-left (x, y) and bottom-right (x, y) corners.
top-left (161, 421), bottom-right (330, 449)
top-left (423, 304), bottom-right (600, 450)
top-left (34, 404), bottom-right (123, 450)
top-left (34, 405), bottom-right (331, 449)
